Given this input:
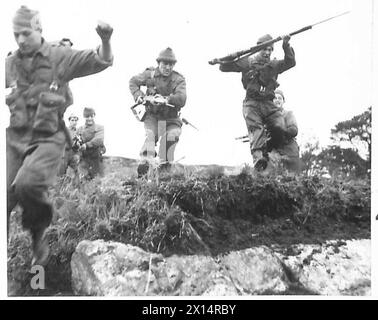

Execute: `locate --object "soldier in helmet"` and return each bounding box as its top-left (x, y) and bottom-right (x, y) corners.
top-left (6, 5), bottom-right (113, 265)
top-left (129, 47), bottom-right (187, 177)
top-left (219, 34), bottom-right (296, 171)
top-left (77, 107), bottom-right (106, 179)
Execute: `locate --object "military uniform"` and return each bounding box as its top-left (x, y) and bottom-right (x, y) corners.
top-left (267, 109), bottom-right (301, 171)
top-left (59, 122), bottom-right (80, 175)
top-left (129, 65), bottom-right (186, 164)
top-left (77, 122), bottom-right (105, 178)
top-left (6, 39), bottom-right (112, 237)
top-left (220, 37), bottom-right (296, 166)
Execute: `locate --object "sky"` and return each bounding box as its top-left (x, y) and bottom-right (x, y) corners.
top-left (1, 0), bottom-right (375, 166)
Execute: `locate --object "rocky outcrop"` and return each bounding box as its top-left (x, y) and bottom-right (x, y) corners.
top-left (71, 239), bottom-right (370, 296)
top-left (274, 239), bottom-right (371, 296)
top-left (71, 241), bottom-right (288, 296)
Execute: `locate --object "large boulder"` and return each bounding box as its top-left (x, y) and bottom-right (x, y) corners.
top-left (275, 239), bottom-right (371, 295)
top-left (71, 240), bottom-right (288, 296)
top-left (71, 239), bottom-right (370, 296)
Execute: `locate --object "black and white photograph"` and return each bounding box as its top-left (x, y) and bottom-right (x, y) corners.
top-left (1, 0), bottom-right (376, 302)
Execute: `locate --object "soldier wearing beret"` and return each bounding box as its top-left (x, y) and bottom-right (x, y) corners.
top-left (129, 47), bottom-right (187, 177)
top-left (219, 34), bottom-right (296, 171)
top-left (6, 6), bottom-right (113, 265)
top-left (77, 107), bottom-right (106, 179)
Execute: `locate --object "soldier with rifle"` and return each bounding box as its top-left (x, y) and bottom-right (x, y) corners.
top-left (210, 12), bottom-right (349, 171)
top-left (129, 47), bottom-right (187, 177)
top-left (217, 33), bottom-right (296, 171)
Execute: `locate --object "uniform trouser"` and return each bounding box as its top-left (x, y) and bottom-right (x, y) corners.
top-left (7, 128), bottom-right (65, 233)
top-left (59, 146), bottom-right (80, 175)
top-left (273, 139), bottom-right (302, 172)
top-left (242, 99), bottom-right (286, 164)
top-left (80, 150), bottom-right (104, 179)
top-left (140, 115), bottom-right (182, 163)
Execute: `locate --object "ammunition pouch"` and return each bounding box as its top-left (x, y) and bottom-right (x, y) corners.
top-left (33, 91), bottom-right (66, 134)
top-left (6, 90), bottom-right (29, 130)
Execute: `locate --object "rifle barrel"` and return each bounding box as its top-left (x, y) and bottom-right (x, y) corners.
top-left (209, 11), bottom-right (350, 65)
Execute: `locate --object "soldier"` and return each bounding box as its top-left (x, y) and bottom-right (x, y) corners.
top-left (6, 6), bottom-right (113, 265)
top-left (219, 34), bottom-right (296, 171)
top-left (268, 90), bottom-right (301, 172)
top-left (77, 107), bottom-right (106, 179)
top-left (129, 48), bottom-right (186, 177)
top-left (59, 113), bottom-right (80, 176)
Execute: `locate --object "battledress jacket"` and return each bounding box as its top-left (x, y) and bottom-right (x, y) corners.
top-left (219, 42), bottom-right (295, 101)
top-left (129, 67), bottom-right (186, 119)
top-left (5, 39), bottom-right (113, 145)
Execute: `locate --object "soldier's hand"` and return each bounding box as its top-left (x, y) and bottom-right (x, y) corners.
top-left (153, 94), bottom-right (168, 105)
top-left (96, 21), bottom-right (113, 42)
top-left (136, 96), bottom-right (145, 104)
top-left (281, 34), bottom-right (291, 44)
top-left (144, 96), bottom-right (154, 104)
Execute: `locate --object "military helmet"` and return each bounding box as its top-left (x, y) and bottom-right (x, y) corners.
top-left (156, 47), bottom-right (177, 63)
top-left (257, 34), bottom-right (273, 45)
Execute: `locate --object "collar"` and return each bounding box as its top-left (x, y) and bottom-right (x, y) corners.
top-left (16, 38), bottom-right (50, 59)
top-left (154, 67), bottom-right (174, 78)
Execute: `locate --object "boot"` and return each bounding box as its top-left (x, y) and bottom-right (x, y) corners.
top-left (31, 228), bottom-right (50, 266)
top-left (137, 161), bottom-right (150, 178)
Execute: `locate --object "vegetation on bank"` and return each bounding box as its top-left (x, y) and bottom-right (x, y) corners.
top-left (8, 164), bottom-right (370, 296)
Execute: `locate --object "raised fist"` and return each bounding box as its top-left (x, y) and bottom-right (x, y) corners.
top-left (96, 21), bottom-right (113, 42)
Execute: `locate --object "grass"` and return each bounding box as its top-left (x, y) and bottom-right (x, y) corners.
top-left (7, 158), bottom-right (371, 296)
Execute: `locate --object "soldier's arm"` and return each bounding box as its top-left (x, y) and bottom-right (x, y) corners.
top-left (275, 42), bottom-right (296, 74)
top-left (219, 55), bottom-right (249, 72)
top-left (167, 75), bottom-right (186, 108)
top-left (85, 125), bottom-right (104, 148)
top-left (129, 70), bottom-right (150, 102)
top-left (59, 46), bottom-right (113, 81)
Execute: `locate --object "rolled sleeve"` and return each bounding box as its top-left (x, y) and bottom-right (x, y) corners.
top-left (167, 76), bottom-right (186, 108)
top-left (62, 47), bottom-right (113, 81)
top-left (275, 44), bottom-right (296, 74)
top-left (129, 70), bottom-right (150, 101)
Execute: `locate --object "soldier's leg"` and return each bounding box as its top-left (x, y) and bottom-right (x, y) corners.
top-left (140, 116), bottom-right (158, 159)
top-left (13, 140), bottom-right (64, 265)
top-left (159, 121), bottom-right (182, 165)
top-left (243, 104), bottom-right (268, 168)
top-left (6, 128), bottom-right (31, 238)
top-left (138, 116), bottom-right (158, 177)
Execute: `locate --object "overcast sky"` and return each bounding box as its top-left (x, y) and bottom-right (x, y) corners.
top-left (1, 0), bottom-right (375, 165)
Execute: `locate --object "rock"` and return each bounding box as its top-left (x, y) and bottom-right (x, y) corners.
top-left (275, 239), bottom-right (371, 295)
top-left (71, 239), bottom-right (370, 296)
top-left (219, 247), bottom-right (288, 294)
top-left (71, 240), bottom-right (287, 296)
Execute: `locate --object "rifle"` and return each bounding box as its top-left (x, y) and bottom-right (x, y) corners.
top-left (72, 134), bottom-right (84, 152)
top-left (208, 11), bottom-right (350, 65)
top-left (235, 135), bottom-right (249, 143)
top-left (182, 117), bottom-right (199, 131)
top-left (130, 95), bottom-right (175, 122)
